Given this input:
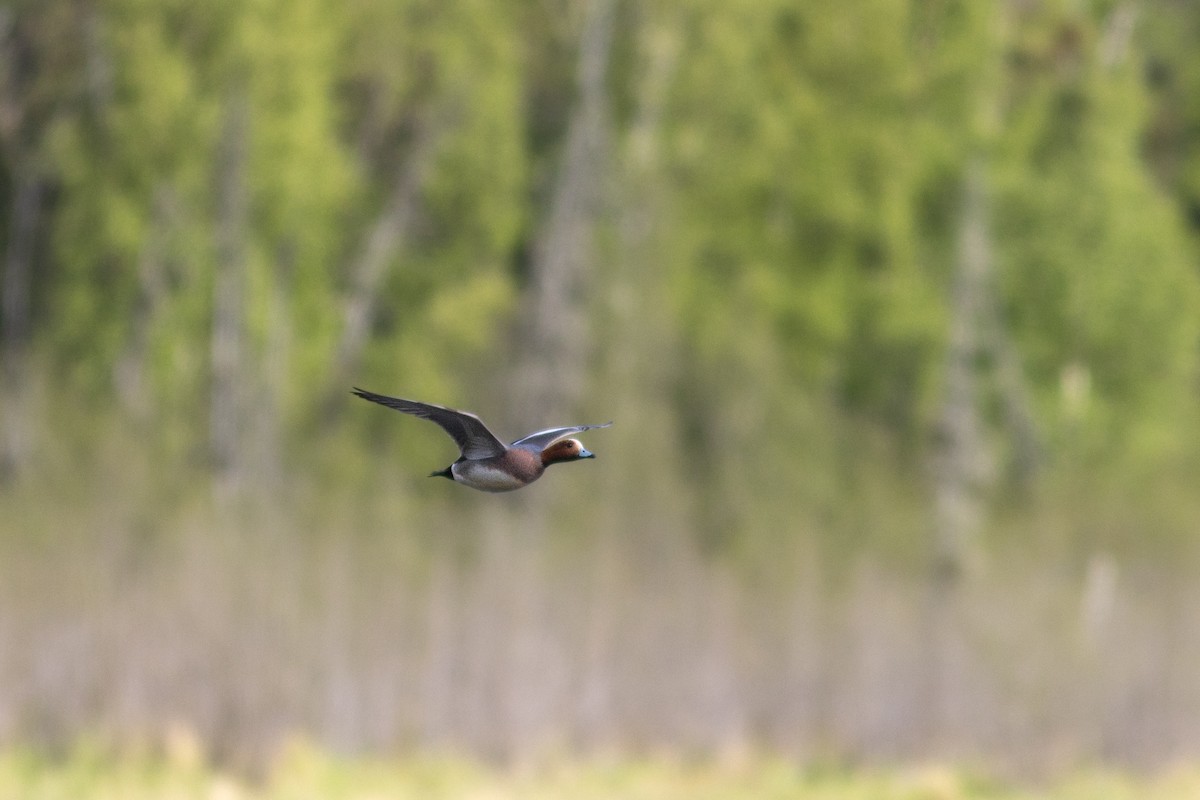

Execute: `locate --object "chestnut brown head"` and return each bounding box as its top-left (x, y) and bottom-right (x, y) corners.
top-left (540, 438), bottom-right (595, 465)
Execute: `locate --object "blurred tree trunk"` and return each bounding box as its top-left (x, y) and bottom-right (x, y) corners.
top-left (985, 275), bottom-right (1042, 484)
top-left (323, 120), bottom-right (438, 414)
top-left (0, 9), bottom-right (42, 482)
top-left (933, 163), bottom-right (993, 576)
top-left (576, 8), bottom-right (681, 750)
top-left (923, 154), bottom-right (1043, 742)
top-left (1100, 3), bottom-right (1137, 69)
top-left (923, 161), bottom-right (993, 744)
top-left (116, 186), bottom-right (175, 421)
top-left (0, 168), bottom-right (41, 482)
top-left (251, 244), bottom-right (292, 497)
top-left (511, 0), bottom-right (614, 425)
top-left (210, 94), bottom-right (249, 501)
top-left (81, 2), bottom-right (112, 117)
top-left (491, 0), bottom-right (616, 759)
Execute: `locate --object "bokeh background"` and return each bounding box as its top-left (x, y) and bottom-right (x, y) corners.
top-left (2, 0), bottom-right (1200, 786)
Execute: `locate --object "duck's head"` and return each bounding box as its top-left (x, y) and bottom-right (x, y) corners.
top-left (540, 438), bottom-right (595, 465)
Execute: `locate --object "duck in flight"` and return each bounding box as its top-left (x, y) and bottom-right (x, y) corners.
top-left (352, 388), bottom-right (612, 493)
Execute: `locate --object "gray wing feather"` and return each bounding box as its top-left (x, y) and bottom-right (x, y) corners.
top-left (509, 422), bottom-right (613, 453)
top-left (352, 388), bottom-right (508, 459)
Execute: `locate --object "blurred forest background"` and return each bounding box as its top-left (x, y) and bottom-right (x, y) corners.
top-left (2, 0), bottom-right (1200, 781)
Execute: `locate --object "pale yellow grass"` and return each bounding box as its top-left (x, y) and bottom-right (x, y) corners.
top-left (1, 740), bottom-right (1198, 800)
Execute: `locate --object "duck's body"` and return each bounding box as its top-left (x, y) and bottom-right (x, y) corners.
top-left (352, 388), bottom-right (611, 493)
top-left (436, 451), bottom-right (541, 492)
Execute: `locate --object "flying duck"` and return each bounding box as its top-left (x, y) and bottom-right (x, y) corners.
top-left (352, 388), bottom-right (611, 492)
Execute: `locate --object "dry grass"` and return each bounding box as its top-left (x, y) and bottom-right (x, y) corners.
top-left (3, 423), bottom-right (1200, 778)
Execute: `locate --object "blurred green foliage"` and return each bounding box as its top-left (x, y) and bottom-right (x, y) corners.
top-left (2, 0), bottom-right (1196, 494)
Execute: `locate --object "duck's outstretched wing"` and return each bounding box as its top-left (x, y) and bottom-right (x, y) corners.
top-left (352, 388), bottom-right (507, 460)
top-left (509, 422), bottom-right (613, 453)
